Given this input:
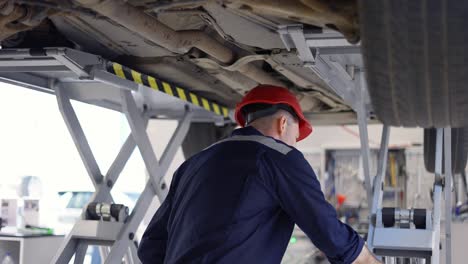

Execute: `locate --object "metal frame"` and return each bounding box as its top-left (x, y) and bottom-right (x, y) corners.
top-left (364, 128), bottom-right (450, 264)
top-left (278, 25), bottom-right (364, 111)
top-left (278, 25), bottom-right (453, 263)
top-left (51, 84), bottom-right (194, 263)
top-left (0, 48), bottom-right (227, 263)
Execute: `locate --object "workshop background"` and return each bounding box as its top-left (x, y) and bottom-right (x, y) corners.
top-left (0, 83), bottom-right (466, 263)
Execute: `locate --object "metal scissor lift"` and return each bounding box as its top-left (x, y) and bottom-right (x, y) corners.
top-left (279, 26), bottom-right (453, 263)
top-left (0, 28), bottom-right (456, 263)
top-left (0, 48), bottom-right (231, 263)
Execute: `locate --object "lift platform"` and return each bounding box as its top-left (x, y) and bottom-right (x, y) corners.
top-left (0, 47), bottom-right (232, 264)
top-left (279, 25), bottom-right (453, 264)
top-left (0, 48), bottom-right (230, 123)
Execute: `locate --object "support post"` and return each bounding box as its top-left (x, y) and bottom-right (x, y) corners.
top-left (355, 70), bottom-right (373, 208)
top-left (431, 128), bottom-right (444, 264)
top-left (367, 125), bottom-right (390, 252)
top-left (443, 127), bottom-right (452, 264)
top-left (372, 125), bottom-right (391, 214)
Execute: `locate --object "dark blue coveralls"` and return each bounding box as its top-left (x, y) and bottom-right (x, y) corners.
top-left (138, 126), bottom-right (364, 264)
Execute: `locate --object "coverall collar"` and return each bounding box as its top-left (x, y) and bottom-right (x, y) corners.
top-left (231, 126), bottom-right (265, 137)
top-left (230, 126), bottom-right (295, 149)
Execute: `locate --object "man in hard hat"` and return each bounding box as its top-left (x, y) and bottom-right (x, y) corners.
top-left (138, 85), bottom-right (380, 263)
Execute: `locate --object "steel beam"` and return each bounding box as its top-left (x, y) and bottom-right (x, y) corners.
top-left (444, 127), bottom-right (452, 264)
top-left (367, 125), bottom-right (390, 253)
top-left (73, 244), bottom-right (88, 264)
top-left (55, 84), bottom-right (104, 187)
top-left (355, 71), bottom-right (373, 208)
top-left (158, 110), bottom-right (193, 179)
top-left (432, 128), bottom-right (444, 264)
top-left (121, 90), bottom-right (166, 197)
top-left (90, 132), bottom-right (139, 205)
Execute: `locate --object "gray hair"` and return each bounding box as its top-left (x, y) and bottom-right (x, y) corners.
top-left (249, 109), bottom-right (298, 130)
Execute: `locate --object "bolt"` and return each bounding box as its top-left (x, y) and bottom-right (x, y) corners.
top-left (129, 232), bottom-right (135, 240)
top-left (107, 180), bottom-right (113, 188)
top-left (161, 183), bottom-right (167, 190)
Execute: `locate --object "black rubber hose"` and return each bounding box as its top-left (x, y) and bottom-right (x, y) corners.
top-left (462, 171), bottom-right (468, 200)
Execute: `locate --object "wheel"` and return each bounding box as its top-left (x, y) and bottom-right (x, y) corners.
top-left (181, 123), bottom-right (235, 158)
top-left (423, 127), bottom-right (468, 174)
top-left (359, 0), bottom-right (468, 127)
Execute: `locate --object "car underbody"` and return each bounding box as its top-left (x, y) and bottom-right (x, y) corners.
top-left (0, 0), bottom-right (361, 124)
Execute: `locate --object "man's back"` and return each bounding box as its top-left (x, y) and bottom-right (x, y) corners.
top-left (138, 127), bottom-right (364, 264)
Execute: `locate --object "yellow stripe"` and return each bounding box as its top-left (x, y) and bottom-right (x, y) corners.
top-left (201, 98), bottom-right (210, 111)
top-left (222, 107), bottom-right (229, 117)
top-left (113, 63), bottom-right (125, 79)
top-left (212, 103), bottom-right (221, 115)
top-left (162, 82), bottom-right (173, 96)
top-left (111, 62), bottom-right (229, 117)
top-left (190, 93), bottom-right (200, 106)
top-left (176, 87), bottom-right (187, 101)
top-left (148, 76), bottom-right (158, 90)
top-left (131, 70), bottom-right (143, 84)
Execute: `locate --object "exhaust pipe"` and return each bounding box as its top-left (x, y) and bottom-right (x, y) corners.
top-left (76, 0), bottom-right (283, 86)
top-left (77, 0), bottom-right (234, 64)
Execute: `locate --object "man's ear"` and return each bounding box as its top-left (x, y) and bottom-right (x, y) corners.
top-left (278, 115), bottom-right (287, 136)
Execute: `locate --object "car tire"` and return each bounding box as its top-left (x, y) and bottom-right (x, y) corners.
top-left (181, 123), bottom-right (236, 159)
top-left (423, 127), bottom-right (468, 174)
top-left (359, 0), bottom-right (468, 128)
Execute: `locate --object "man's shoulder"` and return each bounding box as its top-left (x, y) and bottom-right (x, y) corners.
top-left (234, 136), bottom-right (306, 165)
top-left (263, 143), bottom-right (305, 165)
top-left (195, 135), bottom-right (306, 168)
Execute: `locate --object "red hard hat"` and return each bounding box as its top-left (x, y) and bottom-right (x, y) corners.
top-left (235, 85), bottom-right (313, 141)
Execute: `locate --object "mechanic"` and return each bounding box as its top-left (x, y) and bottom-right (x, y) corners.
top-left (138, 85), bottom-right (381, 264)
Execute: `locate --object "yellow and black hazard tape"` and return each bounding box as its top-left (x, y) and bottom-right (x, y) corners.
top-left (106, 62), bottom-right (230, 118)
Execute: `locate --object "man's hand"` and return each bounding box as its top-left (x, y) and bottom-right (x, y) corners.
top-left (353, 245), bottom-right (382, 264)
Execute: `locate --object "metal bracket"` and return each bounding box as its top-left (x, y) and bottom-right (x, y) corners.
top-left (278, 25), bottom-right (315, 64)
top-left (277, 25), bottom-right (366, 113)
